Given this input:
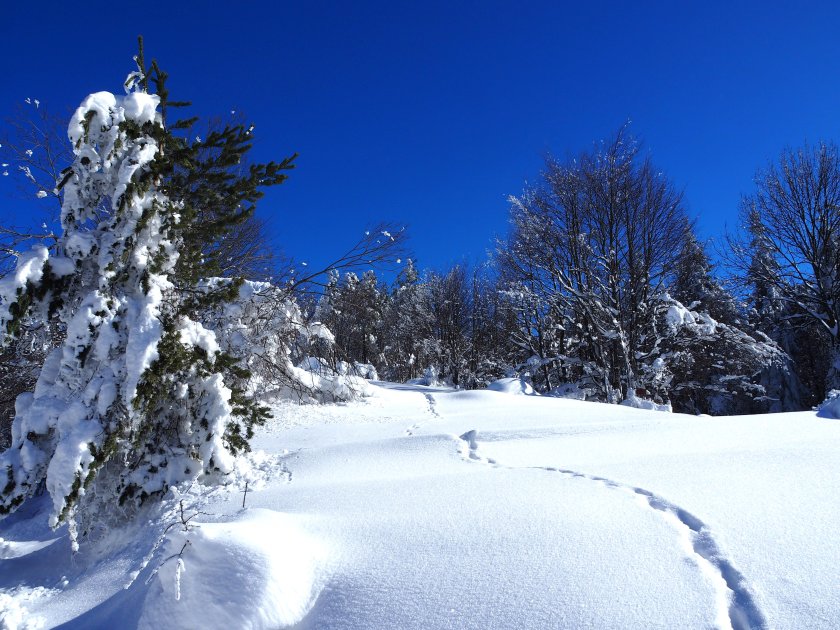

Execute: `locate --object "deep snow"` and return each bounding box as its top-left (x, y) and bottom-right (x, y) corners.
top-left (1, 382), bottom-right (838, 629)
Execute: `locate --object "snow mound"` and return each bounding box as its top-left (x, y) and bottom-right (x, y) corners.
top-left (486, 377), bottom-right (537, 396)
top-left (406, 366), bottom-right (441, 387)
top-left (0, 537), bottom-right (59, 560)
top-left (620, 392), bottom-right (671, 412)
top-left (0, 586), bottom-right (51, 630)
top-left (139, 508), bottom-right (326, 630)
top-left (816, 389), bottom-right (840, 419)
top-left (546, 382), bottom-right (587, 400)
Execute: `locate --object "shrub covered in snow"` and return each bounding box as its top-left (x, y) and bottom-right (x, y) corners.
top-left (620, 392), bottom-right (672, 412)
top-left (407, 366), bottom-right (441, 388)
top-left (487, 377), bottom-right (537, 396)
top-left (657, 294), bottom-right (798, 415)
top-left (816, 390), bottom-right (840, 419)
top-left (198, 279), bottom-right (369, 404)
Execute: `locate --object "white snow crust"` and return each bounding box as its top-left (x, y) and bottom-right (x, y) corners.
top-left (486, 376), bottom-right (537, 395)
top-left (0, 383), bottom-right (838, 629)
top-left (139, 509), bottom-right (326, 630)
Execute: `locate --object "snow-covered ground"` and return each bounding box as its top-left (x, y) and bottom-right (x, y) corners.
top-left (1, 382), bottom-right (838, 629)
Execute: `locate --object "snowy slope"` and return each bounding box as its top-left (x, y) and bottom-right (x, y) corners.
top-left (1, 382), bottom-right (838, 629)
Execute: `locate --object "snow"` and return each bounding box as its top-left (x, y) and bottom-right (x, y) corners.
top-left (46, 257), bottom-right (74, 277)
top-left (122, 283), bottom-right (164, 404)
top-left (665, 299), bottom-right (717, 335)
top-left (0, 246), bottom-right (48, 295)
top-left (486, 376), bottom-right (536, 395)
top-left (620, 391), bottom-right (672, 412)
top-left (67, 92), bottom-right (117, 146)
top-left (1, 383), bottom-right (839, 628)
top-left (139, 509), bottom-right (326, 630)
top-left (121, 92), bottom-right (160, 125)
top-left (816, 390), bottom-right (840, 419)
top-left (666, 301), bottom-right (693, 328)
top-left (178, 318), bottom-right (220, 356)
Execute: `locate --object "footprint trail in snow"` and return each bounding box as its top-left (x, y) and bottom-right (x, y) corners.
top-left (424, 393), bottom-right (441, 418)
top-left (457, 429), bottom-right (768, 630)
top-left (404, 391), bottom-right (442, 436)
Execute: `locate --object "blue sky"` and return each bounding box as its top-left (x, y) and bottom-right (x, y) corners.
top-left (2, 1), bottom-right (840, 276)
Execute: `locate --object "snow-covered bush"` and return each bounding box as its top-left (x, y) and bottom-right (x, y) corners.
top-left (0, 53), bottom-right (296, 545)
top-left (620, 392), bottom-right (672, 412)
top-left (816, 390), bottom-right (840, 419)
top-left (487, 377), bottom-right (537, 396)
top-left (407, 366), bottom-right (441, 387)
top-left (199, 279), bottom-right (372, 404)
top-left (340, 361), bottom-right (378, 380)
top-left (546, 382), bottom-right (587, 400)
top-left (290, 359), bottom-right (375, 402)
top-left (657, 294), bottom-right (798, 415)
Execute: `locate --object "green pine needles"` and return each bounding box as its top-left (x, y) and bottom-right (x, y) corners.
top-left (0, 38), bottom-right (295, 544)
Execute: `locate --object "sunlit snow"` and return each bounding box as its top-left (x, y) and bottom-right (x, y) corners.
top-left (0, 382), bottom-right (838, 628)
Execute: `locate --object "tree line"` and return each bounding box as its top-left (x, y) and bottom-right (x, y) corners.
top-left (314, 126), bottom-right (839, 416)
top-left (2, 105), bottom-right (836, 424)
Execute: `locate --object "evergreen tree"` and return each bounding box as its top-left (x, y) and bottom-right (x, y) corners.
top-left (734, 142), bottom-right (840, 393)
top-left (672, 231), bottom-right (741, 326)
top-left (316, 270), bottom-right (386, 368)
top-left (380, 259), bottom-right (435, 382)
top-left (0, 43), bottom-right (295, 544)
top-left (744, 208), bottom-right (820, 405)
top-left (466, 267), bottom-right (519, 388)
top-left (659, 295), bottom-right (799, 414)
top-left (426, 266), bottom-right (473, 387)
top-left (745, 208), bottom-right (784, 332)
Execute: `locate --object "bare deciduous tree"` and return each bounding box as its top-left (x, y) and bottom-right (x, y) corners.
top-left (731, 142), bottom-right (840, 391)
top-left (499, 125), bottom-right (691, 401)
top-left (0, 102), bottom-right (70, 274)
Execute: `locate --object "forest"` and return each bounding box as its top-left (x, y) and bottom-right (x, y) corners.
top-left (2, 97), bottom-right (839, 461)
top-left (308, 126), bottom-right (838, 417)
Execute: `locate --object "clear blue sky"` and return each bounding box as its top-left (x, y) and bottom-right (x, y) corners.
top-left (2, 1), bottom-right (840, 276)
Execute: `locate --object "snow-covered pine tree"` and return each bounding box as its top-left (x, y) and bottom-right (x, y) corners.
top-left (379, 259), bottom-right (434, 382)
top-left (736, 142), bottom-right (840, 394)
top-left (0, 43), bottom-right (295, 545)
top-left (672, 231), bottom-right (742, 326)
top-left (425, 265), bottom-right (474, 387)
top-left (658, 295), bottom-right (799, 414)
top-left (743, 207), bottom-right (817, 406)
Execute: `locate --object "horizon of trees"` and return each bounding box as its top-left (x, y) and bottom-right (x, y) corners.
top-left (1, 92), bottom-right (838, 422)
top-left (313, 127), bottom-right (839, 416)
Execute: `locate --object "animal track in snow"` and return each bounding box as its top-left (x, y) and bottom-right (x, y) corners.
top-left (404, 392), bottom-right (442, 436)
top-left (456, 430), bottom-right (768, 630)
top-left (458, 430), bottom-right (496, 464)
top-left (424, 393), bottom-right (441, 418)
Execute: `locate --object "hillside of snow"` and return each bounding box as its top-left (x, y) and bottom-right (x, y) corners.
top-left (1, 382), bottom-right (839, 629)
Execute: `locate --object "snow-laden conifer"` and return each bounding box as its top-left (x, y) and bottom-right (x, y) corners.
top-left (0, 44), bottom-right (295, 545)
